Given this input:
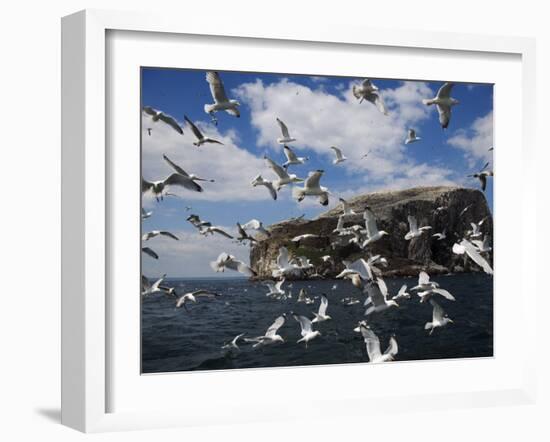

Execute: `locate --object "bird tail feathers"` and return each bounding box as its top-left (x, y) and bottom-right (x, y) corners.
top-left (422, 99), bottom-right (435, 106)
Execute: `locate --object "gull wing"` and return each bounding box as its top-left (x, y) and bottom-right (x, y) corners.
top-left (318, 295), bottom-right (329, 316)
top-left (436, 104), bottom-right (451, 129)
top-left (363, 208), bottom-right (379, 238)
top-left (293, 315), bottom-right (313, 337)
top-left (192, 289), bottom-right (220, 298)
top-left (265, 315), bottom-right (286, 337)
top-left (430, 299), bottom-right (446, 322)
top-left (183, 115), bottom-right (204, 140)
top-left (163, 154), bottom-right (190, 176)
top-left (158, 113), bottom-right (183, 134)
top-left (275, 279), bottom-right (285, 291)
top-left (452, 242), bottom-right (466, 255)
top-left (141, 247), bottom-right (158, 260)
top-left (225, 257), bottom-right (256, 277)
top-left (418, 271), bottom-right (430, 285)
top-left (365, 280), bottom-right (385, 307)
top-left (330, 146), bottom-right (343, 160)
top-left (141, 177), bottom-right (154, 193)
top-left (265, 156), bottom-right (289, 179)
top-left (383, 336), bottom-right (398, 359)
top-left (430, 287), bottom-right (456, 301)
top-left (265, 182), bottom-right (277, 200)
top-left (276, 118), bottom-right (291, 138)
top-left (397, 284), bottom-right (407, 296)
top-left (210, 227), bottom-right (234, 239)
top-left (369, 92), bottom-right (388, 115)
top-left (408, 129), bottom-right (416, 138)
top-left (304, 170), bottom-right (323, 190)
top-left (407, 215), bottom-right (418, 232)
top-left (164, 173), bottom-right (203, 192)
top-left (242, 219), bottom-right (261, 230)
top-left (460, 239), bottom-right (494, 274)
top-left (284, 145), bottom-right (298, 161)
top-left (143, 106), bottom-right (157, 117)
top-left (360, 325), bottom-right (382, 362)
top-left (205, 71), bottom-right (228, 103)
top-left (159, 231), bottom-right (179, 241)
top-left (225, 107), bottom-right (240, 117)
top-left (141, 275), bottom-right (151, 292)
top-left (151, 274), bottom-right (166, 291)
top-left (376, 277), bottom-right (390, 300)
top-left (347, 258), bottom-right (374, 281)
top-left (436, 82), bottom-right (454, 99)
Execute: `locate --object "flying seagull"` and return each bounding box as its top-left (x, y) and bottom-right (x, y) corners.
top-left (236, 222), bottom-right (257, 244)
top-left (452, 238), bottom-right (494, 275)
top-left (221, 333), bottom-right (246, 351)
top-left (276, 118), bottom-right (296, 144)
top-left (359, 324), bottom-right (398, 363)
top-left (404, 215), bottom-right (432, 240)
top-left (163, 154), bottom-right (215, 183)
top-left (265, 279), bottom-right (285, 297)
top-left (411, 271), bottom-right (440, 291)
top-left (364, 278), bottom-right (400, 315)
top-left (405, 128), bottom-right (421, 144)
top-left (142, 230), bottom-right (179, 241)
top-left (141, 246), bottom-right (159, 260)
top-left (141, 274), bottom-right (166, 296)
top-left (142, 173), bottom-right (202, 201)
top-left (292, 170), bottom-right (330, 206)
top-left (210, 252), bottom-right (256, 277)
top-left (251, 174), bottom-right (277, 200)
top-left (241, 219), bottom-right (271, 237)
top-left (471, 235), bottom-right (492, 253)
top-left (362, 207), bottom-right (389, 247)
top-left (293, 314), bottom-right (321, 348)
top-left (141, 208), bottom-right (153, 219)
top-left (417, 286), bottom-right (456, 303)
top-left (312, 294), bottom-right (331, 323)
top-left (199, 226), bottom-right (234, 239)
top-left (392, 284), bottom-right (411, 301)
top-left (422, 82), bottom-right (459, 129)
top-left (143, 106), bottom-right (184, 134)
top-left (244, 314), bottom-right (286, 348)
top-left (468, 163), bottom-right (494, 192)
top-left (187, 214), bottom-right (212, 230)
top-left (264, 155), bottom-right (303, 190)
top-left (352, 79), bottom-right (388, 115)
top-left (272, 246), bottom-right (301, 278)
top-left (339, 197), bottom-right (356, 217)
top-left (184, 115), bottom-right (224, 147)
top-left (283, 145), bottom-right (308, 167)
top-left (330, 146), bottom-right (347, 165)
top-left (204, 71), bottom-right (240, 123)
top-left (175, 290), bottom-right (221, 311)
top-left (425, 299), bottom-right (454, 335)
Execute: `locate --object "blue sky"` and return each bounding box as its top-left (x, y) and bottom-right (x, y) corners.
top-left (141, 68), bottom-right (493, 277)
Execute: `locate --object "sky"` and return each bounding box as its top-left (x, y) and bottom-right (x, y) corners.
top-left (141, 68), bottom-right (493, 278)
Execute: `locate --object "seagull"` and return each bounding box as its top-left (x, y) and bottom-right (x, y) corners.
top-left (292, 170), bottom-right (330, 206)
top-left (417, 286), bottom-right (456, 303)
top-left (297, 288), bottom-right (315, 304)
top-left (264, 156), bottom-right (303, 190)
top-left (142, 173), bottom-right (202, 201)
top-left (468, 163), bottom-right (494, 191)
top-left (411, 271), bottom-right (440, 291)
top-left (422, 82), bottom-right (459, 129)
top-left (330, 146), bottom-right (347, 165)
top-left (425, 299), bottom-right (453, 335)
top-left (359, 324), bottom-right (398, 363)
top-left (236, 222), bottom-right (257, 244)
top-left (186, 214), bottom-right (212, 229)
top-left (432, 229), bottom-right (447, 240)
top-left (141, 208), bottom-right (153, 219)
top-left (241, 219), bottom-right (271, 237)
top-left (276, 118), bottom-right (296, 144)
top-left (362, 207), bottom-right (389, 247)
top-left (293, 314), bottom-right (321, 348)
top-left (265, 279), bottom-right (285, 297)
top-left (467, 220), bottom-right (485, 239)
top-left (471, 235), bottom-right (492, 253)
top-left (364, 278), bottom-right (400, 315)
top-left (184, 115), bottom-right (224, 147)
top-left (339, 197), bottom-right (357, 217)
top-left (312, 294), bottom-right (331, 323)
top-left (341, 297), bottom-right (361, 306)
top-left (392, 284), bottom-right (411, 301)
top-left (210, 252), bottom-right (256, 277)
top-left (283, 145), bottom-right (308, 167)
top-left (141, 230), bottom-right (179, 241)
top-left (404, 215), bottom-right (432, 240)
top-left (452, 239), bottom-right (494, 275)
top-left (352, 79), bottom-right (388, 115)
top-left (244, 314), bottom-right (286, 347)
top-left (405, 128), bottom-right (421, 144)
top-left (272, 246), bottom-right (301, 278)
top-left (221, 333), bottom-right (246, 351)
top-left (204, 71), bottom-right (240, 122)
top-left (175, 290), bottom-right (221, 310)
top-left (251, 175), bottom-right (277, 200)
top-left (141, 246), bottom-right (159, 260)
top-left (199, 226), bottom-right (234, 239)
top-left (141, 274), bottom-right (166, 296)
top-left (143, 106), bottom-right (184, 134)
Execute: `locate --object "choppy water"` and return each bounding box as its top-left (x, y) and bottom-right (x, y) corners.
top-left (141, 273), bottom-right (493, 373)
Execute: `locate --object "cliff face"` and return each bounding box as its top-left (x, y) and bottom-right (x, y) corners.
top-left (249, 186), bottom-right (493, 279)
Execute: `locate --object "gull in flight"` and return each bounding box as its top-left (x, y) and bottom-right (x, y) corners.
top-left (236, 222), bottom-right (257, 244)
top-left (265, 279), bottom-right (285, 297)
top-left (361, 149), bottom-right (372, 159)
top-left (352, 79), bottom-right (388, 115)
top-left (472, 235), bottom-right (492, 253)
top-left (362, 207), bottom-right (389, 247)
top-left (353, 320), bottom-right (369, 333)
top-left (142, 173), bottom-right (202, 201)
top-left (452, 238), bottom-right (494, 275)
top-left (297, 288), bottom-right (315, 304)
top-left (364, 278), bottom-right (400, 315)
top-left (283, 145), bottom-right (308, 167)
top-left (141, 246), bottom-right (159, 260)
top-left (276, 118), bottom-right (296, 144)
top-left (141, 208), bottom-right (153, 219)
top-left (242, 219), bottom-right (271, 238)
top-left (210, 252), bottom-right (256, 277)
top-left (467, 218), bottom-right (487, 239)
top-left (142, 230), bottom-right (179, 241)
top-left (187, 214), bottom-right (212, 230)
top-left (425, 299), bottom-right (453, 335)
top-left (312, 294), bottom-right (331, 323)
top-left (245, 314), bottom-right (286, 347)
top-left (468, 162), bottom-right (494, 192)
top-left (141, 274), bottom-right (166, 296)
top-left (432, 229), bottom-right (447, 241)
top-left (292, 170), bottom-right (330, 206)
top-left (199, 226), bottom-right (234, 239)
top-left (411, 272), bottom-right (455, 303)
top-left (251, 175), bottom-right (277, 200)
top-left (411, 271), bottom-right (440, 291)
top-left (264, 156), bottom-right (304, 190)
top-left (293, 314), bottom-right (321, 348)
top-left (272, 246), bottom-right (301, 278)
top-left (143, 106), bottom-right (183, 134)
top-left (330, 146), bottom-right (347, 165)
top-left (422, 82), bottom-right (459, 129)
top-left (339, 197), bottom-right (356, 217)
top-left (184, 115), bottom-right (224, 147)
top-left (221, 333), bottom-right (246, 351)
top-left (359, 324), bottom-right (398, 363)
top-left (417, 286), bottom-right (455, 303)
top-left (392, 284), bottom-right (411, 301)
top-left (404, 215), bottom-right (432, 240)
top-left (405, 128), bottom-right (421, 144)
top-left (204, 71), bottom-right (240, 123)
top-left (175, 290), bottom-right (221, 311)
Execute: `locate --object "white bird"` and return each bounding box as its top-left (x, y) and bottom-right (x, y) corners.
top-left (272, 246), bottom-right (301, 278)
top-left (467, 218), bottom-right (486, 239)
top-left (353, 320), bottom-right (369, 333)
top-left (236, 222), bottom-right (257, 244)
top-left (283, 145), bottom-right (308, 167)
top-left (204, 71), bottom-right (240, 121)
top-left (251, 174), bottom-right (277, 200)
top-left (460, 204), bottom-right (472, 217)
top-left (422, 82), bottom-right (459, 129)
top-left (186, 214), bottom-right (212, 229)
top-left (142, 173), bottom-right (203, 201)
top-left (359, 324), bottom-right (398, 363)
top-left (405, 128), bottom-right (421, 144)
top-left (245, 315), bottom-right (286, 347)
top-left (143, 106), bottom-right (184, 134)
top-left (141, 230), bottom-right (179, 241)
top-left (291, 233), bottom-right (320, 244)
top-left (312, 294), bottom-right (331, 323)
top-left (199, 226), bottom-right (234, 239)
top-left (265, 279), bottom-right (285, 297)
top-left (411, 271), bottom-right (440, 291)
top-left (184, 115), bottom-right (224, 146)
top-left (276, 118), bottom-right (296, 144)
top-left (432, 229), bottom-right (447, 240)
top-left (452, 239), bottom-right (494, 275)
top-left (425, 299), bottom-right (453, 335)
top-left (362, 207), bottom-right (389, 247)
top-left (468, 162), bottom-right (493, 192)
top-left (241, 219), bottom-right (271, 237)
top-left (175, 290), bottom-right (221, 310)
top-left (293, 314), bottom-right (321, 348)
top-left (292, 170), bottom-right (330, 206)
top-left (264, 156), bottom-right (303, 190)
top-left (330, 146), bottom-right (347, 165)
top-left (392, 284), bottom-right (411, 301)
top-left (352, 79), bottom-right (388, 115)
top-left (364, 278), bottom-right (400, 315)
top-left (471, 235), bottom-right (492, 253)
top-left (339, 197), bottom-right (356, 217)
top-left (210, 252), bottom-right (256, 277)
top-left (141, 274), bottom-right (166, 296)
top-left (417, 286), bottom-right (456, 303)
top-left (221, 333), bottom-right (245, 351)
top-left (404, 215), bottom-right (432, 240)
top-left (141, 208), bottom-right (153, 219)
top-left (141, 246), bottom-right (159, 260)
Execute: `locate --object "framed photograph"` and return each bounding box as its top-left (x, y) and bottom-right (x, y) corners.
top-left (62, 9), bottom-right (537, 433)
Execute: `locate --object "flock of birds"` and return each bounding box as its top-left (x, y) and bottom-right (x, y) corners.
top-left (141, 71), bottom-right (494, 364)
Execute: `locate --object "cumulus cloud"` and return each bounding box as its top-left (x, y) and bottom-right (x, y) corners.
top-left (447, 110), bottom-right (493, 166)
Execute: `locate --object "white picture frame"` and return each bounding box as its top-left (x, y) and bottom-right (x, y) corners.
top-left (61, 9), bottom-right (537, 433)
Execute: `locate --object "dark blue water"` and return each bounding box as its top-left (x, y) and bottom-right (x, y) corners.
top-left (141, 273), bottom-right (493, 373)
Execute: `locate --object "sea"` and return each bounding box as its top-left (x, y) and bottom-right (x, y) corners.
top-left (141, 273), bottom-right (493, 373)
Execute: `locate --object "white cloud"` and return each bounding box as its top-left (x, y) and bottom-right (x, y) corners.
top-left (447, 110), bottom-right (493, 166)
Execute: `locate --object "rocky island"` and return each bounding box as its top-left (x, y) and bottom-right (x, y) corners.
top-left (250, 186), bottom-right (493, 279)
